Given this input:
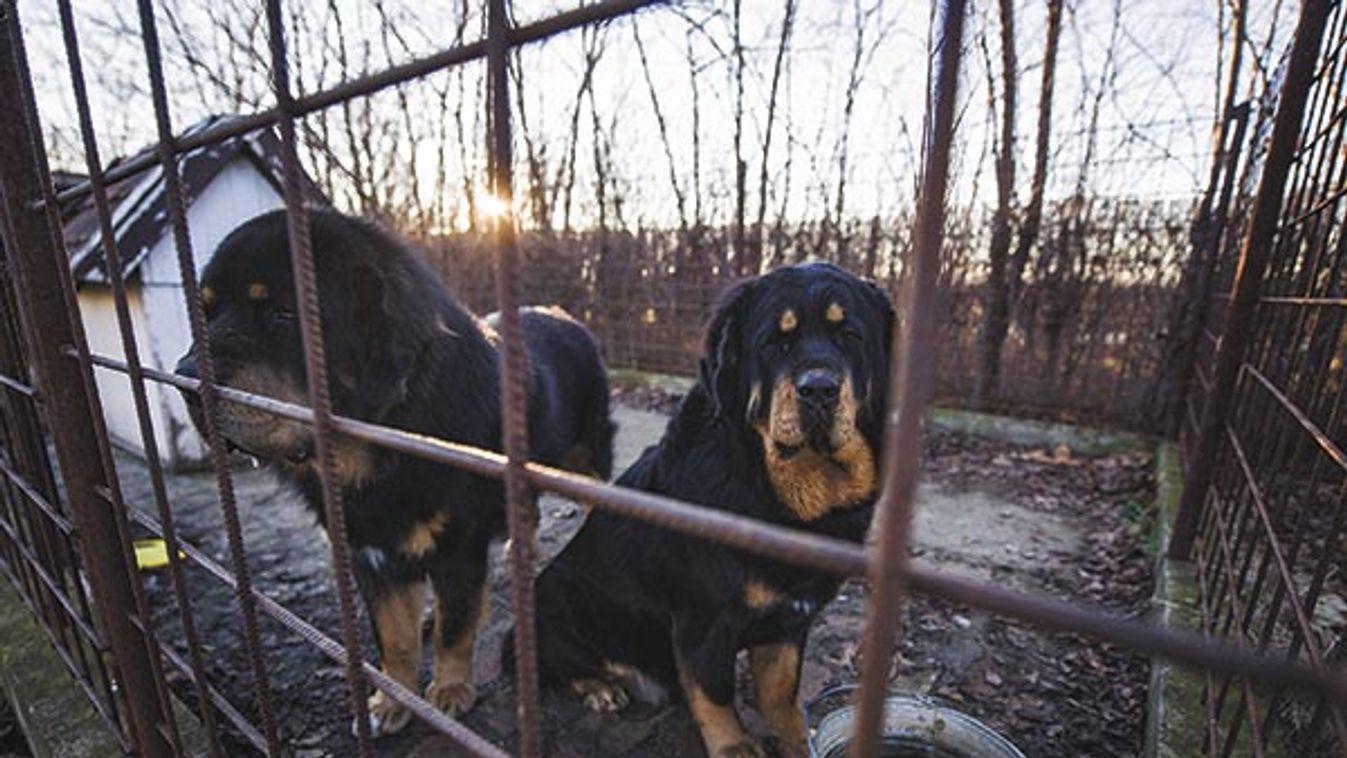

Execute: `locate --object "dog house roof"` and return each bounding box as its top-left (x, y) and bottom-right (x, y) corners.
top-left (57, 114), bottom-right (324, 287)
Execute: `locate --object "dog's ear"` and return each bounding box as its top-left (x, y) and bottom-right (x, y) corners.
top-left (349, 262), bottom-right (415, 419)
top-left (700, 278), bottom-right (756, 419)
top-left (861, 280), bottom-right (897, 414)
top-left (863, 280), bottom-right (896, 355)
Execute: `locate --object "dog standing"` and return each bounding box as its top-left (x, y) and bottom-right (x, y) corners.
top-left (176, 209), bottom-right (614, 736)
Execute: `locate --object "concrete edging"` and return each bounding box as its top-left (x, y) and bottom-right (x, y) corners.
top-left (1143, 443), bottom-right (1207, 758)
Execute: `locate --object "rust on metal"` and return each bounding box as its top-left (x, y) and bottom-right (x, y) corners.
top-left (262, 0), bottom-right (376, 753)
top-left (849, 0), bottom-right (967, 755)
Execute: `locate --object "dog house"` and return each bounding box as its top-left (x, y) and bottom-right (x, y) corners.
top-left (55, 115), bottom-right (323, 467)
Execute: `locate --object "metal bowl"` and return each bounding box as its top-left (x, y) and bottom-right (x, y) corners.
top-left (807, 691), bottom-right (1028, 758)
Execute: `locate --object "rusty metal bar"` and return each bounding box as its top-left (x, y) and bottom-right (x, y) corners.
top-left (0, 513), bottom-right (104, 649)
top-left (1205, 462), bottom-right (1268, 758)
top-left (1225, 424), bottom-right (1347, 743)
top-left (0, 2), bottom-right (173, 754)
top-left (152, 640), bottom-right (267, 754)
top-left (0, 558), bottom-right (131, 753)
top-left (487, 0), bottom-right (543, 754)
top-left (55, 2), bottom-right (227, 753)
top-left (261, 0), bottom-right (375, 753)
top-left (850, 0), bottom-right (967, 755)
top-left (41, 0), bottom-right (663, 210)
top-left (0, 460), bottom-right (73, 536)
top-left (123, 504), bottom-right (512, 758)
top-left (131, 0), bottom-right (284, 750)
top-left (1171, 0), bottom-right (1333, 560)
top-left (1167, 101), bottom-right (1251, 436)
top-left (78, 348), bottom-right (1347, 704)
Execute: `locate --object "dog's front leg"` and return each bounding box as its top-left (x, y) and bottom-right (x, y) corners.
top-left (358, 574), bottom-right (426, 737)
top-left (750, 638), bottom-right (807, 758)
top-left (426, 540), bottom-right (489, 717)
top-left (674, 614), bottom-right (763, 758)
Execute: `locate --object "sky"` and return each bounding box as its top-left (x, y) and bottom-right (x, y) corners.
top-left (17, 0), bottom-right (1296, 231)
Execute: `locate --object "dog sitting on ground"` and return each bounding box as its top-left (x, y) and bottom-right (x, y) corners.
top-left (528, 263), bottom-right (893, 758)
top-left (175, 208), bottom-right (614, 736)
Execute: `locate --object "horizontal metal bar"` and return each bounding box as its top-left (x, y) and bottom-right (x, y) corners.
top-left (123, 506), bottom-right (511, 757)
top-left (0, 370), bottom-right (37, 398)
top-left (1258, 295), bottom-right (1347, 307)
top-left (43, 0), bottom-right (663, 208)
top-left (1244, 362), bottom-right (1347, 472)
top-left (0, 559), bottom-right (129, 751)
top-left (82, 349), bottom-right (1347, 701)
top-left (905, 564), bottom-right (1347, 700)
top-left (0, 513), bottom-right (105, 650)
top-left (151, 638), bottom-right (266, 753)
top-left (1226, 424), bottom-right (1329, 666)
top-left (0, 458), bottom-right (74, 535)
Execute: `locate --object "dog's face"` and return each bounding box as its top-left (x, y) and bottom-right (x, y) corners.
top-left (701, 263), bottom-right (894, 519)
top-left (175, 210), bottom-right (426, 469)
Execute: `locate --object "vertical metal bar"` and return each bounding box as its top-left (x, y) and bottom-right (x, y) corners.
top-left (0, 3), bottom-right (172, 755)
top-left (54, 2), bottom-right (226, 754)
top-left (132, 0), bottom-right (283, 751)
top-left (1170, 102), bottom-right (1251, 437)
top-left (0, 269), bottom-right (121, 719)
top-left (1170, 0), bottom-right (1333, 560)
top-left (486, 2), bottom-right (542, 756)
top-left (849, 0), bottom-right (966, 755)
top-left (261, 3), bottom-right (375, 754)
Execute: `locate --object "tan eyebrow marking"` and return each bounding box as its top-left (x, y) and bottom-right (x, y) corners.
top-left (826, 302), bottom-right (845, 323)
top-left (779, 309), bottom-right (798, 333)
top-left (248, 282), bottom-right (269, 300)
top-left (201, 287), bottom-right (216, 308)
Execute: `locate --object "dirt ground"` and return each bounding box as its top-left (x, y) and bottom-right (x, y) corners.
top-left (123, 396), bottom-right (1155, 757)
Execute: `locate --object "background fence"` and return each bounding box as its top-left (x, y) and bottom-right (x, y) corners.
top-left (435, 195), bottom-right (1193, 432)
top-left (0, 0), bottom-right (1345, 757)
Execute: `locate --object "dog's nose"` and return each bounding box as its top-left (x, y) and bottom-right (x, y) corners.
top-left (175, 354), bottom-right (198, 380)
top-left (796, 369), bottom-right (840, 406)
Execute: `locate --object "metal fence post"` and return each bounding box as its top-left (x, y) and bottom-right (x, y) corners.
top-left (0, 3), bottom-right (173, 756)
top-left (1169, 0), bottom-right (1333, 560)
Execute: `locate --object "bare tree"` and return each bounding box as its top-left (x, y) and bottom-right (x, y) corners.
top-left (971, 0), bottom-right (1018, 409)
top-left (753, 0), bottom-right (797, 273)
top-left (633, 21), bottom-right (689, 232)
top-left (831, 0), bottom-right (884, 259)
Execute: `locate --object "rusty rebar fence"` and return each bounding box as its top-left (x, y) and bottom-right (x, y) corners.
top-left (1169, 0), bottom-right (1347, 755)
top-left (0, 0), bottom-right (1344, 757)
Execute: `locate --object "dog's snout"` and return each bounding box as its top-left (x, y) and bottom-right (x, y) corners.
top-left (796, 369), bottom-right (840, 406)
top-left (175, 354), bottom-right (198, 380)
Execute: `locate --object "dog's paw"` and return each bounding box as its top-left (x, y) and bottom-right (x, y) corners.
top-left (354, 691), bottom-right (412, 738)
top-left (571, 678), bottom-right (631, 713)
top-left (714, 740), bottom-right (767, 758)
top-left (426, 679), bottom-right (478, 717)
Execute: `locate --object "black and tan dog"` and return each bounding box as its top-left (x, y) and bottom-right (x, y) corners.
top-left (529, 263), bottom-right (893, 758)
top-left (175, 209), bottom-right (613, 736)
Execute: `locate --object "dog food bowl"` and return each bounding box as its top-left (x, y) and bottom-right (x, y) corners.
top-left (805, 688), bottom-right (1027, 758)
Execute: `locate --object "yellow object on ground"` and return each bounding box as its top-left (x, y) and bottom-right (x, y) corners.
top-left (133, 539), bottom-right (183, 570)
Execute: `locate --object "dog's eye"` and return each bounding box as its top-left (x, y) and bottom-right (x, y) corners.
top-left (837, 324), bottom-right (862, 342)
top-left (768, 331), bottom-right (795, 353)
top-left (271, 307), bottom-right (297, 324)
